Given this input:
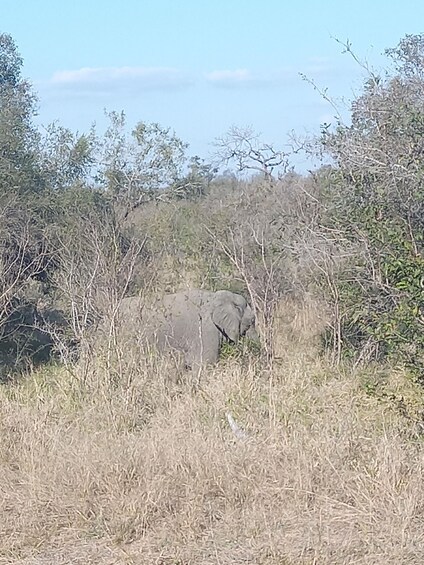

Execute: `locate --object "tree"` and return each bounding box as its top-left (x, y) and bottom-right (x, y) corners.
top-left (0, 33), bottom-right (41, 193)
top-left (214, 126), bottom-right (289, 182)
top-left (98, 111), bottom-right (188, 214)
top-left (0, 35), bottom-right (153, 375)
top-left (320, 34), bottom-right (424, 374)
top-left (0, 35), bottom-right (48, 372)
top-left (40, 122), bottom-right (97, 191)
top-left (171, 156), bottom-right (217, 199)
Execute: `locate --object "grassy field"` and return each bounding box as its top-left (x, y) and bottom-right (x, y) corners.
top-left (1, 314), bottom-right (424, 565)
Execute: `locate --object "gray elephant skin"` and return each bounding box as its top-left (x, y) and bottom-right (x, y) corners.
top-left (115, 289), bottom-right (259, 368)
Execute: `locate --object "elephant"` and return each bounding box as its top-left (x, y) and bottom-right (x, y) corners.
top-left (115, 289), bottom-right (259, 368)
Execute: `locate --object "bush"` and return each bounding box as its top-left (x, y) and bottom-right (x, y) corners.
top-left (320, 34), bottom-right (424, 376)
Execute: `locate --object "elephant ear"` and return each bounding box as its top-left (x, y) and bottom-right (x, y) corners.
top-left (211, 294), bottom-right (241, 343)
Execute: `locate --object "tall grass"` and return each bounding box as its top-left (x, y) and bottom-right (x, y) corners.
top-left (1, 311), bottom-right (424, 564)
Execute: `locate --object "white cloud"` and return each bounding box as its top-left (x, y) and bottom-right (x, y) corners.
top-left (45, 59), bottom-right (341, 97)
top-left (205, 69), bottom-right (253, 84)
top-left (49, 66), bottom-right (193, 92)
top-left (204, 63), bottom-right (342, 88)
top-left (204, 68), bottom-right (294, 88)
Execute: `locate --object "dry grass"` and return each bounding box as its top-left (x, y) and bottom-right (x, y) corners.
top-left (1, 321), bottom-right (424, 564)
top-left (0, 352), bottom-right (424, 565)
top-left (272, 293), bottom-right (330, 359)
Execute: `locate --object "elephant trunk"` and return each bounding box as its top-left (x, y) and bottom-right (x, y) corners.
top-left (245, 325), bottom-right (260, 344)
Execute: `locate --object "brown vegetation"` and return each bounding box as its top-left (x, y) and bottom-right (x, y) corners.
top-left (1, 317), bottom-right (424, 564)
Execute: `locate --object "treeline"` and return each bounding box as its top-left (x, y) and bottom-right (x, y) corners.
top-left (0, 32), bottom-right (423, 378)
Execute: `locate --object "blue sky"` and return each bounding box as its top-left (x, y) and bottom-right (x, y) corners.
top-left (3, 0), bottom-right (424, 170)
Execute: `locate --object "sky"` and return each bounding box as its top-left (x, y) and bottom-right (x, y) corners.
top-left (3, 0), bottom-right (424, 171)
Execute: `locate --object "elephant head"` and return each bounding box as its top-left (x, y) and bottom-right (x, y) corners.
top-left (211, 290), bottom-right (258, 344)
